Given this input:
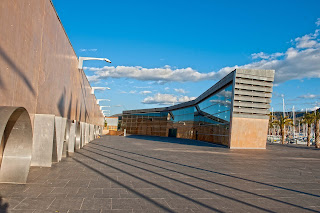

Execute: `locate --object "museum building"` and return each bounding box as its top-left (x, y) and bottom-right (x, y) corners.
top-left (122, 69), bottom-right (275, 149)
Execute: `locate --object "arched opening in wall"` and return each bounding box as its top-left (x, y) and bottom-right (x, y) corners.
top-left (0, 107), bottom-right (33, 183)
top-left (75, 121), bottom-right (81, 150)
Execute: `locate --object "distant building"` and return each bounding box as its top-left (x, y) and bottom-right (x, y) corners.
top-left (122, 69), bottom-right (275, 149)
top-left (105, 117), bottom-right (119, 131)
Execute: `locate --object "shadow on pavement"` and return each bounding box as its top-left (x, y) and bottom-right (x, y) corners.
top-left (75, 150), bottom-right (278, 212)
top-left (85, 145), bottom-right (319, 212)
top-left (92, 142), bottom-right (320, 199)
top-left (0, 197), bottom-right (8, 213)
top-left (126, 135), bottom-right (227, 148)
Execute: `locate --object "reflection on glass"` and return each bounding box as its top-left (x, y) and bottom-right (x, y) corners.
top-left (122, 84), bottom-right (233, 146)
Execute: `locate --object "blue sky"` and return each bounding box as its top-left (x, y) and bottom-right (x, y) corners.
top-left (52, 0), bottom-right (320, 116)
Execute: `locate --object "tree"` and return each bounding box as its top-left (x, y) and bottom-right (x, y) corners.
top-left (302, 113), bottom-right (315, 147)
top-left (268, 113), bottom-right (274, 135)
top-left (273, 115), bottom-right (292, 144)
top-left (314, 111), bottom-right (320, 148)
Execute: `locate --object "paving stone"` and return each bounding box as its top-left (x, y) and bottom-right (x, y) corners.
top-left (69, 210), bottom-right (101, 213)
top-left (6, 210), bottom-right (35, 213)
top-left (50, 187), bottom-right (80, 195)
top-left (1, 135), bottom-right (320, 212)
top-left (81, 198), bottom-right (111, 210)
top-left (68, 188), bottom-right (103, 198)
top-left (94, 189), bottom-right (127, 198)
top-left (89, 180), bottom-right (111, 189)
top-left (44, 179), bottom-right (70, 188)
top-left (111, 198), bottom-right (145, 210)
top-left (47, 198), bottom-right (83, 210)
top-left (33, 210), bottom-right (68, 213)
top-left (101, 210), bottom-right (133, 213)
top-left (66, 180), bottom-right (90, 188)
top-left (0, 197), bottom-right (25, 210)
top-left (14, 197), bottom-right (55, 210)
top-left (163, 198), bottom-right (199, 210)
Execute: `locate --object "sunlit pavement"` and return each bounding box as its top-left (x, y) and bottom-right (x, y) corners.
top-left (0, 135), bottom-right (320, 213)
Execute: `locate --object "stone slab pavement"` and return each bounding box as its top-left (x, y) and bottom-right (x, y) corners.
top-left (0, 135), bottom-right (320, 212)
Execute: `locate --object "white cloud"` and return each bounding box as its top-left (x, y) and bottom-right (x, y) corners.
top-left (298, 94), bottom-right (318, 99)
top-left (316, 18), bottom-right (320, 26)
top-left (210, 99), bottom-right (231, 106)
top-left (310, 106), bottom-right (320, 111)
top-left (80, 48), bottom-right (97, 52)
top-left (294, 30), bottom-right (319, 49)
top-left (85, 65), bottom-right (219, 83)
top-left (140, 90), bottom-right (152, 95)
top-left (142, 93), bottom-right (196, 105)
top-left (134, 86), bottom-right (152, 89)
top-left (86, 25), bottom-right (320, 85)
top-left (92, 87), bottom-right (110, 91)
top-left (174, 88), bottom-right (187, 94)
top-left (164, 87), bottom-right (170, 91)
top-left (178, 96), bottom-right (196, 103)
top-left (221, 29), bottom-right (320, 83)
top-left (129, 90), bottom-right (137, 94)
top-left (87, 75), bottom-right (100, 82)
top-left (251, 52), bottom-right (269, 60)
top-left (251, 52), bottom-right (284, 60)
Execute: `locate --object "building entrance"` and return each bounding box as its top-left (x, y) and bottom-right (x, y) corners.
top-left (168, 129), bottom-right (177, 137)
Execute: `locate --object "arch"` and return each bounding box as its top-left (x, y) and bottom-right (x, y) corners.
top-left (0, 107), bottom-right (33, 183)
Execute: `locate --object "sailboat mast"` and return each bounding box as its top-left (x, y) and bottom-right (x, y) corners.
top-left (282, 97), bottom-right (285, 117)
top-left (293, 106), bottom-right (295, 139)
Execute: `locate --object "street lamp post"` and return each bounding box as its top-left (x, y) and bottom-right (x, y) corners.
top-left (91, 87), bottom-right (111, 94)
top-left (78, 57), bottom-right (111, 69)
top-left (97, 99), bottom-right (111, 104)
top-left (100, 106), bottom-right (111, 110)
top-left (78, 56), bottom-right (112, 117)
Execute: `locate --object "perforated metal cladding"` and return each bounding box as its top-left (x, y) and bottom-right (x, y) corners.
top-left (232, 69), bottom-right (275, 119)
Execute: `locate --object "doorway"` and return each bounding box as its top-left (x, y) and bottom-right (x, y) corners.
top-left (168, 128), bottom-right (177, 137)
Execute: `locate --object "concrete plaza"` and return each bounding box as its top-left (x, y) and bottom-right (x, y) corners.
top-left (0, 135), bottom-right (319, 212)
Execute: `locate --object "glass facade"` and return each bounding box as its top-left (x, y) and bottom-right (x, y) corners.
top-left (122, 112), bottom-right (168, 137)
top-left (122, 84), bottom-right (233, 146)
top-left (194, 84), bottom-right (232, 145)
